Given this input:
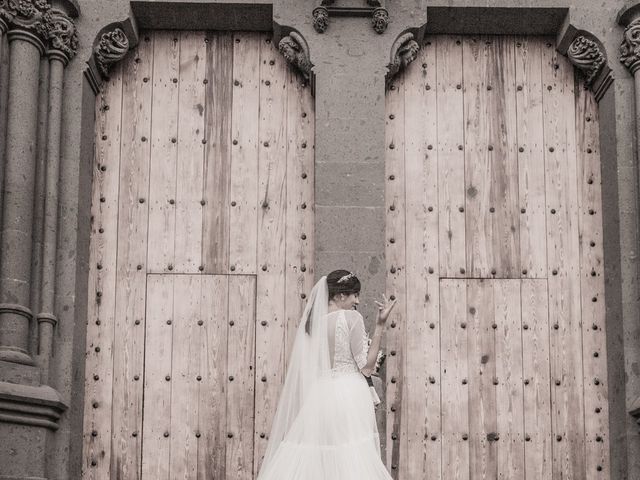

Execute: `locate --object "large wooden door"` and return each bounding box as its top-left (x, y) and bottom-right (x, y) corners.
top-left (386, 35), bottom-right (610, 479)
top-left (82, 30), bottom-right (314, 479)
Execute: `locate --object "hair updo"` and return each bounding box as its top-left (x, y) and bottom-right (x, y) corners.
top-left (305, 270), bottom-right (361, 335)
top-left (326, 269), bottom-right (361, 300)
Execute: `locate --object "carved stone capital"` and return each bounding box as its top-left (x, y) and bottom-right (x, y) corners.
top-left (312, 6), bottom-right (329, 34)
top-left (620, 18), bottom-right (640, 75)
top-left (386, 32), bottom-right (420, 85)
top-left (47, 8), bottom-right (77, 63)
top-left (567, 35), bottom-right (606, 86)
top-left (0, 2), bottom-right (12, 34)
top-left (371, 7), bottom-right (388, 34)
top-left (94, 27), bottom-right (129, 77)
top-left (1, 0), bottom-right (53, 44)
top-left (279, 31), bottom-right (313, 84)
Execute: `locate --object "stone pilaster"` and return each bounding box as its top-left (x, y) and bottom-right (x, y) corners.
top-left (0, 4), bottom-right (12, 253)
top-left (619, 0), bottom-right (640, 450)
top-left (30, 53), bottom-right (49, 358)
top-left (0, 2), bottom-right (75, 477)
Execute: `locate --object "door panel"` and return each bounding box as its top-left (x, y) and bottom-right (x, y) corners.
top-left (386, 35), bottom-right (610, 479)
top-left (82, 30), bottom-right (314, 479)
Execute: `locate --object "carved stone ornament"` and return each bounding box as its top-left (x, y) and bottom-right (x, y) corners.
top-left (95, 27), bottom-right (130, 77)
top-left (313, 1), bottom-right (388, 34)
top-left (279, 31), bottom-right (312, 83)
top-left (0, 0), bottom-right (53, 41)
top-left (630, 395), bottom-right (640, 433)
top-left (387, 32), bottom-right (420, 80)
top-left (371, 7), bottom-right (389, 34)
top-left (0, 0), bottom-right (12, 31)
top-left (313, 6), bottom-right (329, 34)
top-left (48, 8), bottom-right (77, 60)
top-left (567, 35), bottom-right (606, 86)
top-left (620, 18), bottom-right (640, 75)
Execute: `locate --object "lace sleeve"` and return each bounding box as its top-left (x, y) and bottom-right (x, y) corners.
top-left (348, 311), bottom-right (369, 370)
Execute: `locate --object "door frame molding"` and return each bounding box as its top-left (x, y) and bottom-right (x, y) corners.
top-left (72, 3), bottom-right (625, 478)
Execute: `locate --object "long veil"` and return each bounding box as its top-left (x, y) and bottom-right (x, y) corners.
top-left (257, 276), bottom-right (331, 476)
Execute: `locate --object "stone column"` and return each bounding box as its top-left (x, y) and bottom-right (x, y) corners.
top-left (620, 13), bottom-right (640, 163)
top-left (37, 9), bottom-right (77, 383)
top-left (619, 3), bottom-right (640, 472)
top-left (30, 55), bottom-right (49, 356)
top-left (0, 1), bottom-right (51, 366)
top-left (0, 10), bottom-right (11, 248)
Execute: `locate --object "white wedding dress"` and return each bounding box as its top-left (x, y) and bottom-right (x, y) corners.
top-left (257, 309), bottom-right (393, 480)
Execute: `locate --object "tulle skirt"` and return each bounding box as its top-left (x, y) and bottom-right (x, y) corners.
top-left (257, 371), bottom-right (393, 480)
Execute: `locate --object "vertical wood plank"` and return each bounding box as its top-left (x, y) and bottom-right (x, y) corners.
top-left (467, 279), bottom-right (497, 480)
top-left (111, 37), bottom-right (153, 479)
top-left (542, 40), bottom-right (586, 480)
top-left (254, 33), bottom-right (288, 473)
top-left (175, 31), bottom-right (206, 273)
top-left (284, 67), bottom-right (315, 364)
top-left (229, 33), bottom-right (260, 275)
top-left (202, 33), bottom-right (233, 274)
top-left (493, 280), bottom-right (525, 479)
top-left (225, 275), bottom-right (257, 480)
top-left (515, 37), bottom-right (547, 278)
top-left (521, 279), bottom-right (552, 479)
top-left (384, 71), bottom-right (406, 476)
top-left (142, 274), bottom-right (174, 480)
top-left (404, 35), bottom-right (441, 480)
top-left (147, 32), bottom-right (179, 273)
top-left (464, 36), bottom-right (519, 278)
top-left (489, 37), bottom-right (520, 278)
top-left (197, 275), bottom-right (229, 479)
top-left (169, 276), bottom-right (201, 479)
top-left (82, 62), bottom-right (123, 480)
top-left (576, 81), bottom-right (610, 479)
top-left (437, 36), bottom-right (466, 278)
top-left (440, 279), bottom-right (469, 480)
top-left (84, 28), bottom-right (318, 480)
top-left (462, 36), bottom-right (490, 278)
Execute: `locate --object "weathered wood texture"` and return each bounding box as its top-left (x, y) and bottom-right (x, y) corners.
top-left (386, 34), bottom-right (610, 479)
top-left (82, 62), bottom-right (123, 480)
top-left (82, 30), bottom-right (314, 479)
top-left (576, 73), bottom-right (610, 479)
top-left (384, 69), bottom-right (406, 478)
top-left (253, 32), bottom-right (289, 471)
top-left (111, 33), bottom-right (153, 478)
top-left (404, 37), bottom-right (441, 480)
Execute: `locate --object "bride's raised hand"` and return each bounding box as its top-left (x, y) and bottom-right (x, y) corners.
top-left (374, 294), bottom-right (397, 323)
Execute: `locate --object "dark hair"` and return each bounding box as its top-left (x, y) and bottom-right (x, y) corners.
top-left (327, 269), bottom-right (361, 299)
top-left (305, 270), bottom-right (361, 334)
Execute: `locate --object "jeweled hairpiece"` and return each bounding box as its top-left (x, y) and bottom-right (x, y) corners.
top-left (337, 272), bottom-right (356, 283)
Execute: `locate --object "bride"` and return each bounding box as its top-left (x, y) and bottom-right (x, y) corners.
top-left (257, 269), bottom-right (397, 479)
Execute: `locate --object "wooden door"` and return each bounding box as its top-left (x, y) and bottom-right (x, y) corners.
top-left (386, 35), bottom-right (610, 479)
top-left (82, 30), bottom-right (315, 479)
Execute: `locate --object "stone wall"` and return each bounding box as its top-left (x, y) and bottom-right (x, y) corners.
top-left (0, 1), bottom-right (638, 478)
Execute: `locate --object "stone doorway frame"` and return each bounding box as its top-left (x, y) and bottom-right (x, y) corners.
top-left (69, 2), bottom-right (626, 479)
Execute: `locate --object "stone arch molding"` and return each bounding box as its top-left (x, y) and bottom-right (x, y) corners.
top-left (86, 14), bottom-right (315, 95)
top-left (385, 21), bottom-right (614, 101)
